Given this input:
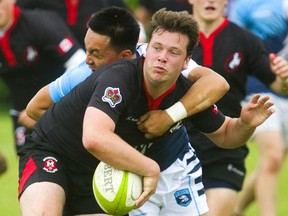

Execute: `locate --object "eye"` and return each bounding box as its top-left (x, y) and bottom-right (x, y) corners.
top-left (154, 46), bottom-right (160, 51)
top-left (92, 51), bottom-right (103, 59)
top-left (170, 50), bottom-right (180, 56)
top-left (171, 51), bottom-right (178, 55)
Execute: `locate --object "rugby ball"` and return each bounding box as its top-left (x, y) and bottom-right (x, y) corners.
top-left (92, 161), bottom-right (143, 215)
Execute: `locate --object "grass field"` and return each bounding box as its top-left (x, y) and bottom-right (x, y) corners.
top-left (0, 106), bottom-right (287, 216)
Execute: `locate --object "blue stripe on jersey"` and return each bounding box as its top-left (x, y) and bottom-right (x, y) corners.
top-left (189, 176), bottom-right (202, 216)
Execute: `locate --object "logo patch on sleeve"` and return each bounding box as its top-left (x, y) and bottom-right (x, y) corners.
top-left (43, 156), bottom-right (58, 173)
top-left (102, 87), bottom-right (122, 108)
top-left (58, 37), bottom-right (73, 54)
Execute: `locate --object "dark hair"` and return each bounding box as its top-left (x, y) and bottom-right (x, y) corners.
top-left (88, 7), bottom-right (140, 54)
top-left (149, 8), bottom-right (199, 56)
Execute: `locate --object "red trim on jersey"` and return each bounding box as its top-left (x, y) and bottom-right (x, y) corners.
top-left (65, 0), bottom-right (79, 26)
top-left (0, 6), bottom-right (20, 66)
top-left (18, 157), bottom-right (37, 198)
top-left (199, 18), bottom-right (229, 67)
top-left (144, 82), bottom-right (176, 110)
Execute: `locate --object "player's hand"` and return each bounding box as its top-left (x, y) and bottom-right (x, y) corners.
top-left (137, 110), bottom-right (174, 139)
top-left (135, 170), bottom-right (160, 208)
top-left (270, 53), bottom-right (288, 80)
top-left (240, 94), bottom-right (274, 128)
top-left (18, 109), bottom-right (36, 129)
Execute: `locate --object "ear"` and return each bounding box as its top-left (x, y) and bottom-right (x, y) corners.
top-left (182, 56), bottom-right (191, 70)
top-left (188, 0), bottom-right (194, 6)
top-left (119, 50), bottom-right (133, 59)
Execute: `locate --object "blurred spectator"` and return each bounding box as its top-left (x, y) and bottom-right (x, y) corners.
top-left (228, 1), bottom-right (288, 215)
top-left (17, 0), bottom-right (141, 47)
top-left (0, 0), bottom-right (85, 154)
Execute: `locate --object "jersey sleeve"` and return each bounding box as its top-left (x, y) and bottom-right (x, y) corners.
top-left (29, 9), bottom-right (84, 65)
top-left (88, 61), bottom-right (136, 123)
top-left (188, 104), bottom-right (226, 133)
top-left (136, 43), bottom-right (148, 57)
top-left (49, 61), bottom-right (92, 102)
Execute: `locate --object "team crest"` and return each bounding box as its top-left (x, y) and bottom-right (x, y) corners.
top-left (174, 188), bottom-right (192, 207)
top-left (224, 52), bottom-right (243, 73)
top-left (24, 46), bottom-right (39, 63)
top-left (102, 87), bottom-right (122, 108)
top-left (43, 156), bottom-right (58, 173)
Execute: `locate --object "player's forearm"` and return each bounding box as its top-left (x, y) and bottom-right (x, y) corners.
top-left (218, 117), bottom-right (255, 149)
top-left (182, 67), bottom-right (229, 116)
top-left (26, 85), bottom-right (54, 120)
top-left (209, 95), bottom-right (274, 148)
top-left (83, 107), bottom-right (160, 177)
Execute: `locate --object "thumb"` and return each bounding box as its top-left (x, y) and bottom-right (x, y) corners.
top-left (137, 112), bottom-right (149, 125)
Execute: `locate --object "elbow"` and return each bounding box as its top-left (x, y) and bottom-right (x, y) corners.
top-left (82, 135), bottom-right (95, 153)
top-left (220, 76), bottom-right (230, 94)
top-left (26, 102), bottom-right (38, 121)
top-left (82, 133), bottom-right (106, 156)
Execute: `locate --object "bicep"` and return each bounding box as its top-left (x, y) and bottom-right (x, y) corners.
top-left (83, 107), bottom-right (115, 137)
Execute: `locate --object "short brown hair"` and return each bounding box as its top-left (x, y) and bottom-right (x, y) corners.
top-left (149, 8), bottom-right (199, 56)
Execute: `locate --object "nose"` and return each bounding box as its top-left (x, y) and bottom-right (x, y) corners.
top-left (157, 51), bottom-right (168, 63)
top-left (85, 55), bottom-right (93, 65)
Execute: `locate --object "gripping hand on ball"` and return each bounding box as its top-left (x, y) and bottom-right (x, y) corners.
top-left (135, 165), bottom-right (160, 208)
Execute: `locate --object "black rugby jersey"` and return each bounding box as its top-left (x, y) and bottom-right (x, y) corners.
top-left (0, 6), bottom-right (82, 112)
top-left (188, 19), bottom-right (276, 165)
top-left (17, 0), bottom-right (129, 48)
top-left (139, 0), bottom-right (193, 14)
top-left (30, 56), bottom-right (225, 171)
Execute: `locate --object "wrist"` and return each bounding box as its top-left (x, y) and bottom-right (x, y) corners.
top-left (165, 101), bottom-right (188, 123)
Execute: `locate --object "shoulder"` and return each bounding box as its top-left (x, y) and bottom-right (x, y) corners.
top-left (227, 21), bottom-right (262, 41)
top-left (97, 58), bottom-right (141, 81)
top-left (20, 8), bottom-right (66, 28)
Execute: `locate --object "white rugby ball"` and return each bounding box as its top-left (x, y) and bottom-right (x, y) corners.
top-left (92, 161), bottom-right (143, 215)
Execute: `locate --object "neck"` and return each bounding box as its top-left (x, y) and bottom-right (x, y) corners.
top-left (0, 19), bottom-right (13, 37)
top-left (195, 16), bottom-right (225, 37)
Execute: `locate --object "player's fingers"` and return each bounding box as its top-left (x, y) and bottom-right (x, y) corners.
top-left (258, 95), bottom-right (270, 105)
top-left (249, 94), bottom-right (261, 103)
top-left (137, 112), bottom-right (150, 125)
top-left (263, 99), bottom-right (274, 107)
top-left (144, 132), bottom-right (156, 139)
top-left (135, 190), bottom-right (150, 207)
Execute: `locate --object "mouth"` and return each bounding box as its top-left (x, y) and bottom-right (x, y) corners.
top-left (205, 6), bottom-right (216, 11)
top-left (89, 66), bottom-right (96, 72)
top-left (153, 66), bottom-right (166, 73)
